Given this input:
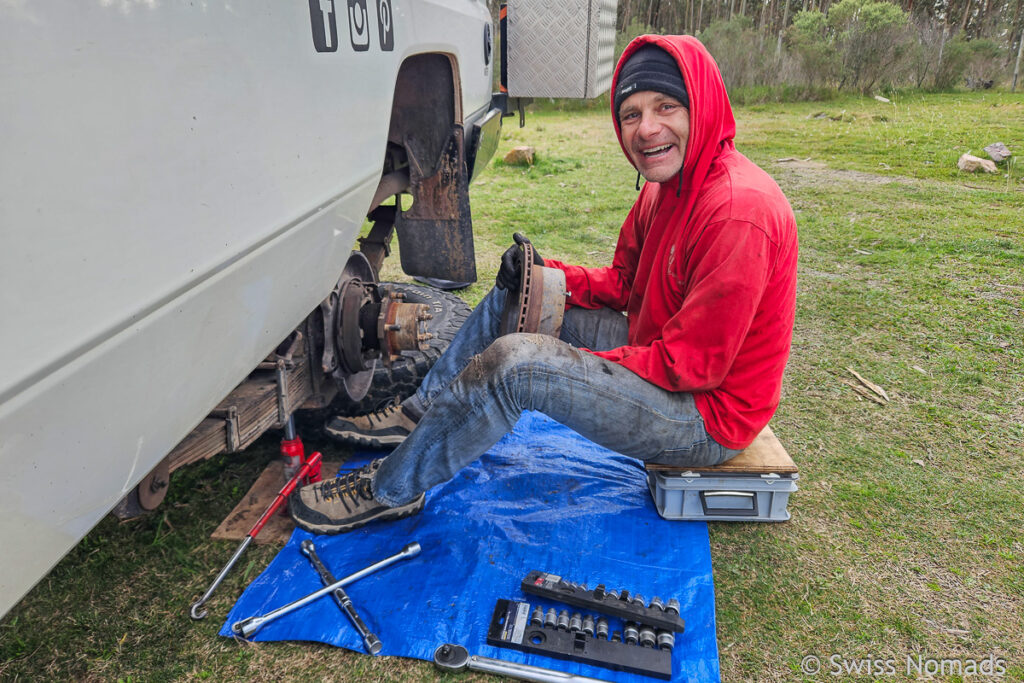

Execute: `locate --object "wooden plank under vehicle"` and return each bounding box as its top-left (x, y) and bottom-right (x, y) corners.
top-left (167, 335), bottom-right (318, 473)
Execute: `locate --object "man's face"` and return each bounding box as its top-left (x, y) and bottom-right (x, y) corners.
top-left (618, 91), bottom-right (690, 183)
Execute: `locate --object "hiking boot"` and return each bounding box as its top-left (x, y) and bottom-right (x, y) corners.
top-left (324, 400), bottom-right (418, 448)
top-left (289, 458), bottom-right (425, 534)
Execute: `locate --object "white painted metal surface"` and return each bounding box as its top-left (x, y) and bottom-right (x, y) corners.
top-left (0, 0), bottom-right (492, 619)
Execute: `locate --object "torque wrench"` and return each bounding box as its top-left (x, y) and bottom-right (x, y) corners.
top-left (433, 643), bottom-right (609, 683)
top-left (231, 542), bottom-right (420, 638)
top-left (300, 539), bottom-right (383, 655)
top-left (189, 451), bottom-right (324, 620)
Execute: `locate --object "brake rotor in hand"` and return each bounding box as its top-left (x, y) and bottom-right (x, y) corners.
top-left (498, 241), bottom-right (567, 337)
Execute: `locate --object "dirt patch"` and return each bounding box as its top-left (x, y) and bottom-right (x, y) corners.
top-left (769, 159), bottom-right (925, 192)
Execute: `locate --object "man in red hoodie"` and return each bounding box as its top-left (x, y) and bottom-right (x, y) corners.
top-left (290, 35), bottom-right (798, 534)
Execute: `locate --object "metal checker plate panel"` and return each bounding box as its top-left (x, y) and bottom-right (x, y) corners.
top-left (507, 0), bottom-right (618, 98)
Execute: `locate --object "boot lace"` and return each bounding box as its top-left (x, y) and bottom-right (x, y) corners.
top-left (316, 463), bottom-right (378, 512)
top-left (366, 400), bottom-right (400, 426)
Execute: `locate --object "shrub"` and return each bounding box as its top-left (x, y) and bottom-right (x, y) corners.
top-left (964, 38), bottom-right (1004, 89)
top-left (616, 17), bottom-right (655, 59)
top-left (788, 10), bottom-right (841, 86)
top-left (931, 35), bottom-right (972, 90)
top-left (699, 16), bottom-right (779, 89)
top-left (906, 19), bottom-right (942, 88)
top-left (827, 0), bottom-right (912, 93)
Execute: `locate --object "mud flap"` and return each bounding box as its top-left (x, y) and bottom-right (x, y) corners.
top-left (394, 125), bottom-right (477, 284)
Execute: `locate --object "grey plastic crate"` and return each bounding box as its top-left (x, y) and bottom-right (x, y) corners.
top-left (647, 470), bottom-right (798, 522)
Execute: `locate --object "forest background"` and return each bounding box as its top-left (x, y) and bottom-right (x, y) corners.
top-left (491, 0), bottom-right (1024, 101)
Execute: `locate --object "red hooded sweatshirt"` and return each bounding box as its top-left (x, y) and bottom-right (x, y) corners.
top-left (545, 35), bottom-right (798, 450)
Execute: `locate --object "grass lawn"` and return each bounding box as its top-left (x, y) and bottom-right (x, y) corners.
top-left (1, 92), bottom-right (1021, 681)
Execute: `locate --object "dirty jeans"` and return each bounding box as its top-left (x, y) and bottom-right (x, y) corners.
top-left (372, 286), bottom-right (738, 506)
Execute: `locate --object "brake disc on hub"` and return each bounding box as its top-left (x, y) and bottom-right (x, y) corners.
top-left (498, 241), bottom-right (567, 337)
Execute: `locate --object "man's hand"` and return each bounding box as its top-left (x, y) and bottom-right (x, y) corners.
top-left (495, 232), bottom-right (545, 291)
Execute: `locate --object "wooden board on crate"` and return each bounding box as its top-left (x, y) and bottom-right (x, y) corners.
top-left (211, 460), bottom-right (343, 545)
top-left (645, 425), bottom-right (797, 475)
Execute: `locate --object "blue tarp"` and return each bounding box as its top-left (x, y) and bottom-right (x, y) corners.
top-left (220, 411), bottom-right (720, 682)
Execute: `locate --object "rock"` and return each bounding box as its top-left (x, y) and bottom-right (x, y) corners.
top-left (984, 142), bottom-right (1011, 163)
top-left (957, 153), bottom-right (997, 174)
top-left (874, 95), bottom-right (891, 103)
top-left (504, 146), bottom-right (535, 166)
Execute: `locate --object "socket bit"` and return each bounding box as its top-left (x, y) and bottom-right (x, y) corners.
top-left (623, 622), bottom-right (639, 645)
top-left (639, 626), bottom-right (656, 648)
top-left (556, 610), bottom-right (570, 631)
top-left (569, 612), bottom-right (582, 632)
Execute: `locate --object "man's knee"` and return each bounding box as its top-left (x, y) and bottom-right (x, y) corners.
top-left (476, 333), bottom-right (565, 378)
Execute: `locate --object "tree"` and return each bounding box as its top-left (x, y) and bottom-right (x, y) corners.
top-left (788, 10), bottom-right (841, 84)
top-left (932, 34), bottom-right (973, 88)
top-left (827, 0), bottom-right (912, 91)
top-left (699, 16), bottom-right (776, 86)
top-left (905, 18), bottom-right (945, 87)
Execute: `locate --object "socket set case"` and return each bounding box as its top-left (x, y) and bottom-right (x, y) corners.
top-left (504, 0), bottom-right (617, 98)
top-left (487, 599), bottom-right (673, 679)
top-left (520, 570), bottom-right (685, 632)
top-left (646, 426), bottom-right (798, 522)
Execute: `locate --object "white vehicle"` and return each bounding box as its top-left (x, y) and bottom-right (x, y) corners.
top-left (0, 0), bottom-right (615, 618)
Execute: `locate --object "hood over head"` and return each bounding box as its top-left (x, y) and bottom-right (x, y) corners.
top-left (611, 35), bottom-right (736, 192)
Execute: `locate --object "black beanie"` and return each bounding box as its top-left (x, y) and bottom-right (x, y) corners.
top-left (614, 45), bottom-right (689, 118)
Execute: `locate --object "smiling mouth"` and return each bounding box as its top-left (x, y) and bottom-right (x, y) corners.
top-left (640, 144), bottom-right (673, 158)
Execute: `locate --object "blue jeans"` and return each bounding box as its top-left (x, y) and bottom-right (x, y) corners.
top-left (373, 286), bottom-right (738, 506)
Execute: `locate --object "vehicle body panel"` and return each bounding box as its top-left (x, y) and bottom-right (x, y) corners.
top-left (0, 0), bottom-right (492, 618)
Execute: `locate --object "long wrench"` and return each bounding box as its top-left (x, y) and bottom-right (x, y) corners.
top-left (300, 539), bottom-right (383, 655)
top-left (189, 451), bottom-right (323, 620)
top-left (231, 542), bottom-right (420, 639)
top-left (433, 643), bottom-right (610, 683)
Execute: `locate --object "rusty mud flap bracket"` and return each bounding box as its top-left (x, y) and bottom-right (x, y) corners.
top-left (394, 124), bottom-right (477, 284)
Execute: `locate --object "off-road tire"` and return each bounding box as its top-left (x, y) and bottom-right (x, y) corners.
top-left (344, 282), bottom-right (469, 413)
top-left (296, 283), bottom-right (469, 437)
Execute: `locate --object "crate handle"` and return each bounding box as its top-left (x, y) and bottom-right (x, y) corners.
top-left (700, 490), bottom-right (758, 517)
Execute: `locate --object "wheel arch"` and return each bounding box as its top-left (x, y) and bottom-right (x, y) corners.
top-left (370, 51), bottom-right (478, 284)
top-left (386, 52), bottom-right (463, 177)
